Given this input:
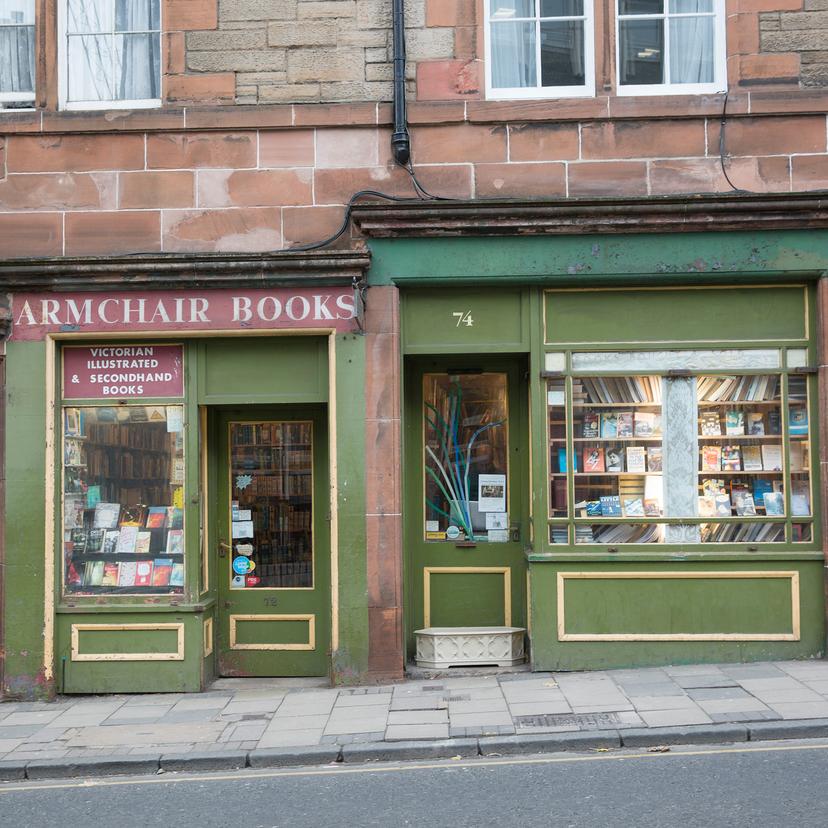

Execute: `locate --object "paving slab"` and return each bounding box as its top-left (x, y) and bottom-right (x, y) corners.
top-left (505, 701), bottom-right (572, 716)
top-left (628, 696), bottom-right (695, 711)
top-left (384, 724), bottom-right (450, 741)
top-left (671, 675), bottom-right (740, 690)
top-left (333, 694), bottom-right (392, 708)
top-left (389, 695), bottom-right (447, 711)
top-left (65, 722), bottom-right (225, 747)
top-left (687, 687), bottom-right (754, 701)
top-left (265, 714), bottom-right (329, 731)
top-left (638, 708), bottom-right (713, 727)
top-left (770, 701), bottom-right (828, 719)
top-left (255, 729), bottom-right (325, 748)
top-left (324, 716), bottom-right (389, 735)
top-left (387, 710), bottom-right (448, 725)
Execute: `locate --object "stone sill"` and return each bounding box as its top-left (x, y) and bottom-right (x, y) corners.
top-left (527, 551), bottom-right (825, 563)
top-left (56, 598), bottom-right (215, 614)
top-left (1, 90), bottom-right (827, 135)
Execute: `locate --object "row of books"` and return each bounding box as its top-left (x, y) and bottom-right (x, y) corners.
top-left (576, 496), bottom-right (662, 518)
top-left (234, 447), bottom-right (313, 471)
top-left (699, 523), bottom-right (785, 543)
top-left (68, 558), bottom-right (184, 588)
top-left (232, 423), bottom-right (310, 446)
top-left (700, 444), bottom-right (807, 473)
top-left (698, 375), bottom-right (779, 403)
top-left (574, 524), bottom-right (663, 544)
top-left (579, 446), bottom-right (662, 474)
top-left (698, 491), bottom-right (784, 517)
top-left (87, 502), bottom-right (184, 531)
top-left (581, 411), bottom-right (661, 439)
top-left (700, 410), bottom-right (782, 437)
top-left (84, 422), bottom-right (177, 451)
top-left (236, 474), bottom-right (312, 497)
top-left (576, 376), bottom-right (662, 405)
top-left (69, 526), bottom-right (184, 556)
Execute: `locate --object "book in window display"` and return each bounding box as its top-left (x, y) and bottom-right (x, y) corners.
top-left (62, 404), bottom-right (185, 596)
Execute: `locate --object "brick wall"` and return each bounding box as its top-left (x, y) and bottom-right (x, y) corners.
top-left (1, 103), bottom-right (827, 258)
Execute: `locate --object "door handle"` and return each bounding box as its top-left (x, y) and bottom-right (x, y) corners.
top-left (218, 540), bottom-right (232, 558)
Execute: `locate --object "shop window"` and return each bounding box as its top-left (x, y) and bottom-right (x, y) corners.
top-left (485, 0), bottom-right (595, 99)
top-left (424, 373), bottom-right (510, 542)
top-left (547, 352), bottom-right (814, 547)
top-left (58, 0), bottom-right (161, 110)
top-left (62, 404), bottom-right (185, 595)
top-left (229, 421), bottom-right (314, 589)
top-left (616, 0), bottom-right (726, 96)
top-left (0, 0), bottom-right (35, 109)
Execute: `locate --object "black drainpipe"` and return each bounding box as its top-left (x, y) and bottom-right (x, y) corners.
top-left (391, 0), bottom-right (411, 166)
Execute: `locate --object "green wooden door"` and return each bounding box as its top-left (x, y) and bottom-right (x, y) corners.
top-left (214, 407), bottom-right (330, 677)
top-left (404, 357), bottom-right (529, 655)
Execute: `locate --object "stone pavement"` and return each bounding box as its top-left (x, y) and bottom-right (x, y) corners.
top-left (4, 659), bottom-right (828, 779)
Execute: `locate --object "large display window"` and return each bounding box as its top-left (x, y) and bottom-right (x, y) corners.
top-left (546, 350), bottom-right (815, 547)
top-left (62, 404), bottom-right (185, 595)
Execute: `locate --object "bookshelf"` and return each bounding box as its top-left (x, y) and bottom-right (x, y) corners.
top-left (229, 420), bottom-right (314, 588)
top-left (547, 371), bottom-right (813, 547)
top-left (61, 405), bottom-right (186, 595)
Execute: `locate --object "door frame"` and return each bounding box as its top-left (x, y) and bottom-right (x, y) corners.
top-left (208, 404), bottom-right (332, 677)
top-left (402, 354), bottom-right (531, 660)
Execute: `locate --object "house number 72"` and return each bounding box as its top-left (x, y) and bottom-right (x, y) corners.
top-left (452, 311), bottom-right (474, 327)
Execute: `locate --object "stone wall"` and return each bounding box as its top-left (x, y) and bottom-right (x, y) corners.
top-left (760, 3), bottom-right (828, 88)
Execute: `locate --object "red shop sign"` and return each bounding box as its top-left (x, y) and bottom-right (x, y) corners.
top-left (63, 344), bottom-right (184, 399)
top-left (10, 287), bottom-right (357, 341)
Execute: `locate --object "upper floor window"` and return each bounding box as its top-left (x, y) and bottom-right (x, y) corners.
top-left (485, 1), bottom-right (595, 100)
top-left (616, 0), bottom-right (725, 95)
top-left (59, 0), bottom-right (161, 110)
top-left (0, 0), bottom-right (35, 109)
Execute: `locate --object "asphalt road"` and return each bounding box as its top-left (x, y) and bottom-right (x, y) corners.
top-left (2, 741), bottom-right (828, 828)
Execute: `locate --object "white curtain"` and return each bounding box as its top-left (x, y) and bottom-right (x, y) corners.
top-left (0, 24), bottom-right (33, 94)
top-left (491, 21), bottom-right (536, 88)
top-left (117, 0), bottom-right (160, 100)
top-left (669, 1), bottom-right (714, 84)
top-left (66, 0), bottom-right (159, 102)
top-left (0, 0), bottom-right (34, 96)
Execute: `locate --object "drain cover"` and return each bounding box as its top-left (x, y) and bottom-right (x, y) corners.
top-left (515, 712), bottom-right (621, 729)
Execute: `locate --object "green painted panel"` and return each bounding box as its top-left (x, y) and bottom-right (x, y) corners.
top-left (429, 573), bottom-right (507, 628)
top-left (3, 341), bottom-right (50, 698)
top-left (199, 337), bottom-right (327, 404)
top-left (55, 613), bottom-right (203, 694)
top-left (76, 627), bottom-right (181, 655)
top-left (234, 618), bottom-right (311, 646)
top-left (562, 576), bottom-right (793, 636)
top-left (528, 561), bottom-right (825, 671)
top-left (545, 286), bottom-right (807, 344)
top-left (368, 231), bottom-right (828, 284)
top-left (402, 289), bottom-right (527, 353)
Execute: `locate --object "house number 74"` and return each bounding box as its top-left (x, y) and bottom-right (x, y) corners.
top-left (452, 311), bottom-right (474, 327)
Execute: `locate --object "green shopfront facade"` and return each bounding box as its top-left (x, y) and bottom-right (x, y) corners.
top-left (357, 195), bottom-right (828, 672)
top-left (0, 254), bottom-right (376, 697)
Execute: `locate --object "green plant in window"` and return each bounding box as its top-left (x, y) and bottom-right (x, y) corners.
top-left (424, 381), bottom-right (504, 540)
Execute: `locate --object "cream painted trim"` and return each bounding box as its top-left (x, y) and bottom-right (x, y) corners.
top-left (70, 623), bottom-right (185, 662)
top-left (423, 567), bottom-right (512, 628)
top-left (44, 337), bottom-right (56, 681)
top-left (199, 405), bottom-right (209, 596)
top-left (229, 614), bottom-right (316, 651)
top-left (203, 617), bottom-right (214, 658)
top-left (556, 571), bottom-right (801, 642)
top-left (328, 333), bottom-right (339, 653)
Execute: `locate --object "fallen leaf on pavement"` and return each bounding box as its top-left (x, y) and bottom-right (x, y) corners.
top-left (648, 745), bottom-right (671, 753)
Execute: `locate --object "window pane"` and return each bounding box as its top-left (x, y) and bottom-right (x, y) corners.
top-left (670, 0), bottom-right (712, 12)
top-left (540, 0), bottom-right (583, 15)
top-left (63, 406), bottom-right (185, 596)
top-left (669, 15), bottom-right (714, 84)
top-left (619, 18), bottom-right (663, 85)
top-left (67, 0), bottom-right (112, 34)
top-left (490, 0), bottom-right (534, 19)
top-left (229, 422), bottom-right (313, 589)
top-left (491, 21), bottom-right (537, 87)
top-left (424, 374), bottom-right (509, 542)
top-left (0, 0), bottom-right (34, 25)
top-left (67, 34), bottom-right (115, 101)
top-left (618, 0), bottom-right (663, 14)
top-left (115, 0), bottom-right (160, 33)
top-left (0, 25), bottom-right (34, 93)
top-left (540, 20), bottom-right (585, 86)
top-left (115, 33), bottom-right (161, 99)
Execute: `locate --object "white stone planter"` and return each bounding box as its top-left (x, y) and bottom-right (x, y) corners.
top-left (414, 626), bottom-right (526, 669)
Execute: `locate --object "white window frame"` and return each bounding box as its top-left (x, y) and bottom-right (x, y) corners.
top-left (0, 0), bottom-right (36, 108)
top-left (57, 0), bottom-right (162, 111)
top-left (484, 0), bottom-right (595, 101)
top-left (615, 0), bottom-right (726, 97)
